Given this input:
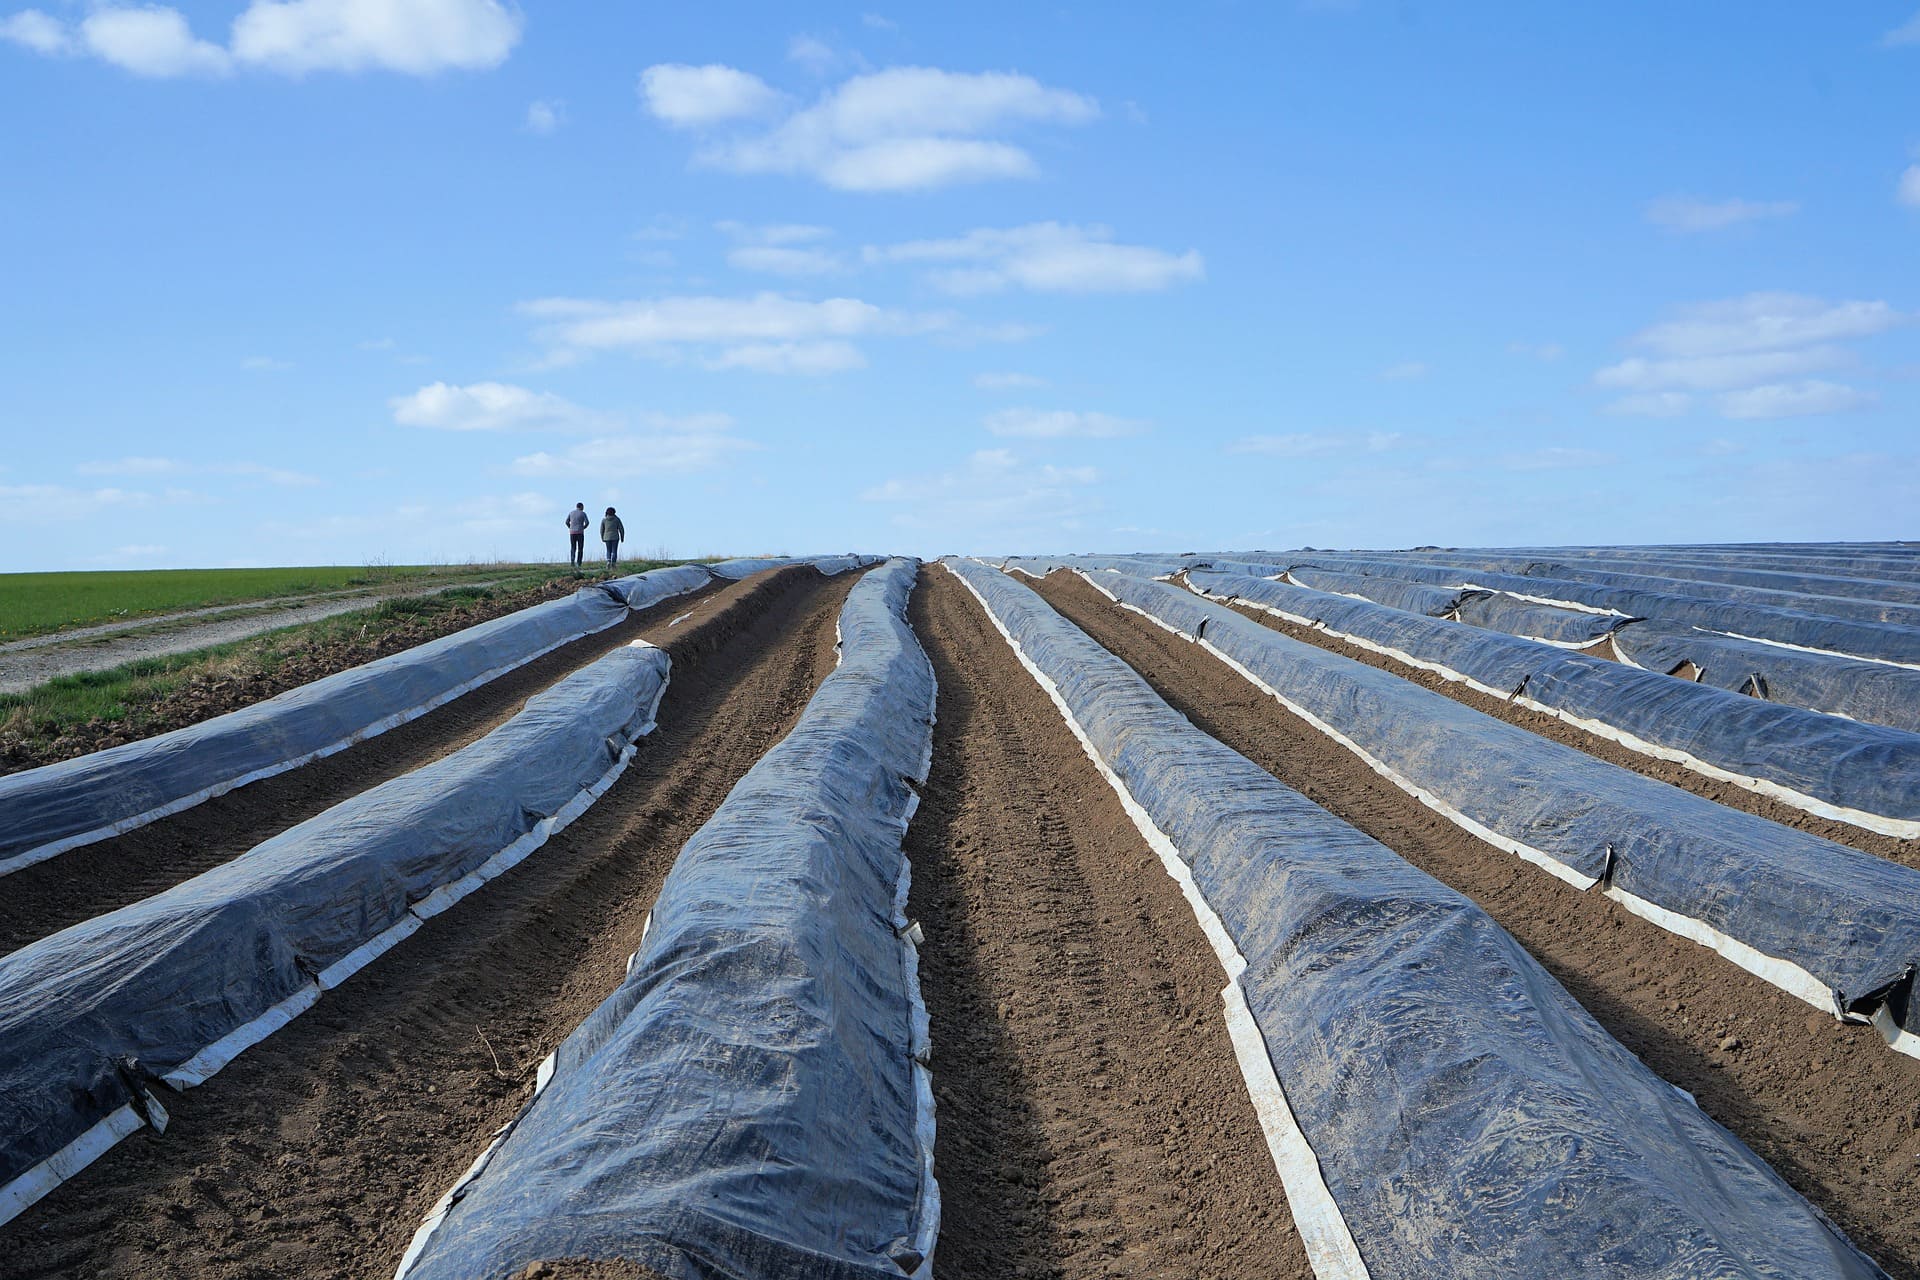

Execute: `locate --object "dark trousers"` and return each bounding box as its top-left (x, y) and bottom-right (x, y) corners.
top-left (604, 539), bottom-right (620, 568)
top-left (568, 531), bottom-right (584, 566)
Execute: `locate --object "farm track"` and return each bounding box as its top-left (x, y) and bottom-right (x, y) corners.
top-left (0, 565), bottom-right (857, 1280)
top-left (908, 569), bottom-right (1309, 1280)
top-left (1034, 569), bottom-right (1920, 1280)
top-left (0, 576), bottom-right (730, 958)
top-left (1211, 586), bottom-right (1920, 867)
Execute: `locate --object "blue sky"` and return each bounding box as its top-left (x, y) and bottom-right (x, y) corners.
top-left (2, 2), bottom-right (1917, 570)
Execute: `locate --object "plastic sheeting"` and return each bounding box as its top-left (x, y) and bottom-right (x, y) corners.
top-left (400, 558), bottom-right (937, 1280)
top-left (1613, 621), bottom-right (1920, 733)
top-left (947, 558), bottom-right (1887, 1280)
top-left (0, 566), bottom-right (711, 876)
top-left (1284, 565), bottom-right (1484, 618)
top-left (1099, 568), bottom-right (1920, 1033)
top-left (0, 640), bottom-right (672, 1226)
top-left (1428, 554), bottom-right (1920, 615)
top-left (1450, 590), bottom-right (1637, 647)
top-left (1188, 569), bottom-right (1920, 837)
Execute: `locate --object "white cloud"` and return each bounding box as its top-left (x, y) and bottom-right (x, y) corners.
top-left (511, 418), bottom-right (753, 477)
top-left (717, 223), bottom-right (845, 276)
top-left (6, 0), bottom-right (520, 77)
top-left (786, 34), bottom-right (840, 75)
top-left (703, 340), bottom-right (866, 375)
top-left (229, 0), bottom-right (520, 74)
top-left (1226, 431), bottom-right (1413, 457)
top-left (1605, 391), bottom-right (1694, 418)
top-left (1379, 360), bottom-right (1428, 381)
top-left (1626, 293), bottom-right (1905, 359)
top-left (867, 222), bottom-right (1202, 294)
top-left (1508, 341), bottom-right (1565, 361)
top-left (861, 447), bottom-right (1103, 540)
top-left (1645, 195), bottom-right (1798, 232)
top-left (0, 9), bottom-right (69, 54)
top-left (984, 407), bottom-right (1147, 439)
top-left (862, 13), bottom-right (898, 30)
top-left (1717, 380), bottom-right (1876, 420)
top-left (390, 381), bottom-right (608, 432)
top-left (640, 63), bottom-right (781, 127)
top-left (1501, 447), bottom-right (1616, 472)
top-left (973, 371), bottom-right (1048, 390)
top-left (1901, 164), bottom-right (1920, 209)
top-left (0, 482), bottom-right (204, 521)
top-left (242, 354), bottom-right (293, 371)
top-left (684, 66), bottom-right (1099, 192)
top-left (524, 99), bottom-right (563, 134)
top-left (1595, 346), bottom-right (1849, 393)
top-left (1594, 293), bottom-right (1906, 420)
top-left (75, 456), bottom-right (321, 486)
top-left (82, 6), bottom-right (231, 76)
top-left (1883, 11), bottom-right (1920, 45)
top-left (519, 291), bottom-right (947, 372)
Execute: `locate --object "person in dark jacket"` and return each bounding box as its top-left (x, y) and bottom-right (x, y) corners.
top-left (600, 507), bottom-right (625, 569)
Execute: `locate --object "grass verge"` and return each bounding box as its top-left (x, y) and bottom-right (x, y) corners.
top-left (0, 562), bottom-right (682, 769)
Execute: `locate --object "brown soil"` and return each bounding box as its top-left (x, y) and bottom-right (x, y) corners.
top-left (908, 569), bottom-right (1309, 1280)
top-left (512, 1263), bottom-right (663, 1280)
top-left (0, 565), bottom-right (860, 1280)
top-left (0, 574), bottom-right (743, 958)
top-left (1217, 581), bottom-right (1920, 869)
top-left (1033, 569), bottom-right (1920, 1280)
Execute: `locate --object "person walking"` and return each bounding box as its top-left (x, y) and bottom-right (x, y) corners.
top-left (600, 506), bottom-right (625, 569)
top-left (564, 502), bottom-right (589, 568)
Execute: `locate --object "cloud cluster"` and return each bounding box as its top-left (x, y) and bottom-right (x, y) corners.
top-left (1644, 195), bottom-right (1798, 233)
top-left (1902, 163), bottom-right (1920, 210)
top-left (865, 222), bottom-right (1202, 294)
top-left (639, 63), bottom-right (1099, 191)
top-left (0, 0), bottom-right (519, 77)
top-left (1225, 432), bottom-right (1408, 457)
top-left (717, 222), bottom-right (845, 277)
top-left (861, 447), bottom-right (1103, 539)
top-left (390, 381), bottom-right (610, 432)
top-left (984, 408), bottom-right (1147, 439)
top-left (519, 292), bottom-right (958, 374)
top-left (1597, 293), bottom-right (1904, 419)
top-left (74, 456), bottom-right (321, 486)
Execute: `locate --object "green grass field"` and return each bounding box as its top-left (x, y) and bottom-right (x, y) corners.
top-left (0, 563), bottom-right (527, 640)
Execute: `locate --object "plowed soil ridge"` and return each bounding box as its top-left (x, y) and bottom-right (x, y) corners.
top-left (0, 565), bottom-right (858, 1280)
top-left (1034, 569), bottom-right (1920, 1279)
top-left (0, 576), bottom-right (762, 957)
top-left (1204, 579), bottom-right (1919, 867)
top-left (908, 569), bottom-right (1309, 1280)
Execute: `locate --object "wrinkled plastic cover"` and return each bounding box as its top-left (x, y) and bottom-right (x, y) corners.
top-left (1288, 555), bottom-right (1920, 667)
top-left (947, 559), bottom-right (1886, 1280)
top-left (0, 642), bottom-right (671, 1195)
top-left (1189, 570), bottom-right (1920, 831)
top-left (0, 567), bottom-right (711, 873)
top-left (1286, 565), bottom-right (1484, 618)
top-left (1450, 590), bottom-right (1635, 646)
top-left (1125, 570), bottom-right (1920, 1018)
top-left (1616, 621), bottom-right (1920, 733)
top-left (404, 558), bottom-right (937, 1280)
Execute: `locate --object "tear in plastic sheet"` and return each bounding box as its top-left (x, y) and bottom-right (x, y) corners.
top-left (0, 566), bottom-right (708, 876)
top-left (946, 558), bottom-right (1887, 1280)
top-left (400, 558), bottom-right (938, 1280)
top-left (1614, 621), bottom-right (1920, 733)
top-left (1187, 569), bottom-right (1920, 836)
top-left (0, 641), bottom-right (671, 1225)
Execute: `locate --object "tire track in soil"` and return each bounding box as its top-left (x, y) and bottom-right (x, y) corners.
top-left (1034, 569), bottom-right (1920, 1280)
top-left (909, 569), bottom-right (1308, 1280)
top-left (1204, 581), bottom-right (1920, 869)
top-left (0, 577), bottom-right (745, 957)
top-left (0, 566), bottom-right (860, 1280)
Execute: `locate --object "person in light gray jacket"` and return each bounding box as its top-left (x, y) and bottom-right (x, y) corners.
top-left (600, 507), bottom-right (625, 569)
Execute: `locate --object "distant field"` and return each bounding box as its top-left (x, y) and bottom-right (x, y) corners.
top-left (0, 564), bottom-right (527, 640)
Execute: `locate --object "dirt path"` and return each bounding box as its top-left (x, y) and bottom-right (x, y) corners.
top-left (909, 568), bottom-right (1308, 1280)
top-left (0, 575), bottom-right (736, 958)
top-left (0, 566), bottom-right (859, 1280)
top-left (0, 579), bottom-right (514, 695)
top-left (1206, 581), bottom-right (1919, 868)
top-left (1034, 568), bottom-right (1920, 1280)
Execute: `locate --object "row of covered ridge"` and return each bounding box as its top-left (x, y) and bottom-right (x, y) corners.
top-left (397, 557), bottom-right (938, 1279)
top-left (0, 555), bottom-right (883, 876)
top-left (0, 555), bottom-right (886, 1231)
top-left (950, 556), bottom-right (1889, 1279)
